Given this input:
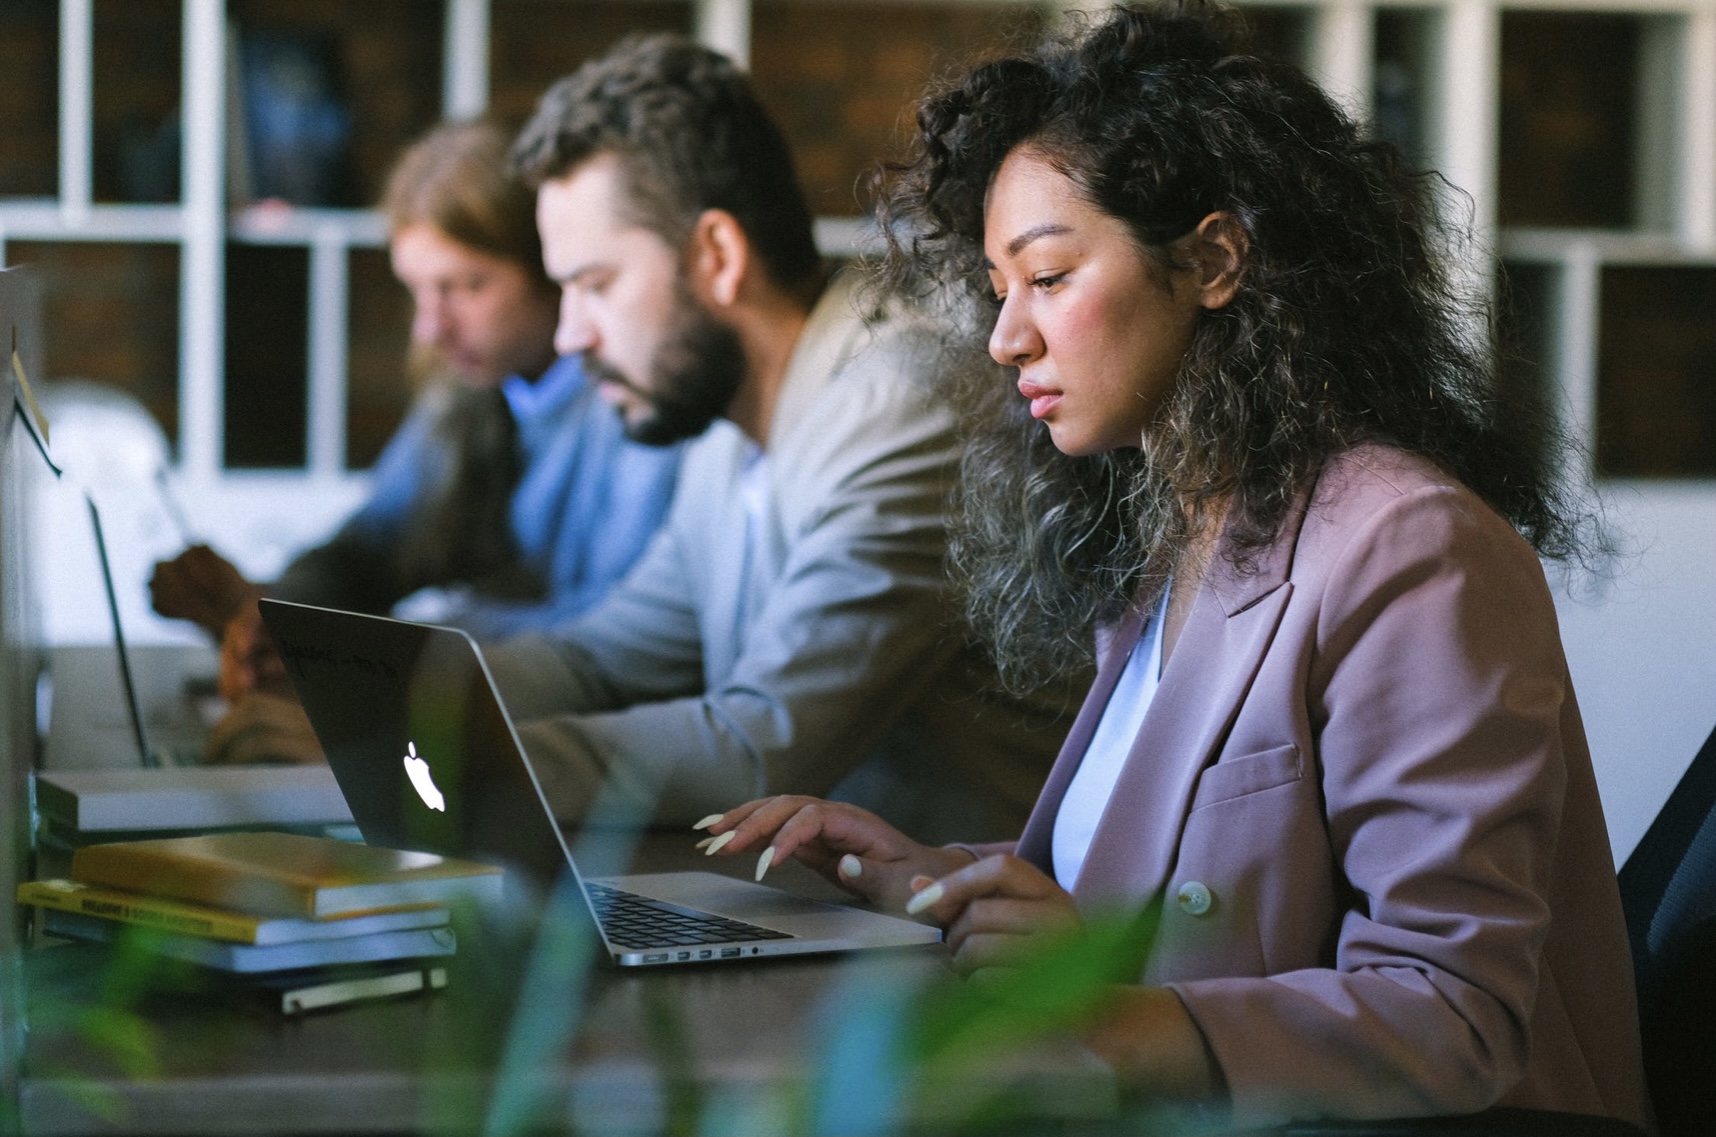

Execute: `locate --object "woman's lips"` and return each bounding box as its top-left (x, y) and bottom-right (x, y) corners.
top-left (1018, 379), bottom-right (1062, 420)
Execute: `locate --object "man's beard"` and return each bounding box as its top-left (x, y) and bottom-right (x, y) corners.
top-left (408, 341), bottom-right (499, 389)
top-left (586, 291), bottom-right (747, 447)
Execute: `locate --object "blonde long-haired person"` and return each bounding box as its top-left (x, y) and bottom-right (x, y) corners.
top-left (150, 119), bottom-right (682, 763)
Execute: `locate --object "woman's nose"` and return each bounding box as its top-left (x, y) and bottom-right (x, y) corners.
top-left (988, 297), bottom-right (1040, 368)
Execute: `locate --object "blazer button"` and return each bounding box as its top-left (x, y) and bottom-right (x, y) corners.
top-left (1176, 881), bottom-right (1213, 917)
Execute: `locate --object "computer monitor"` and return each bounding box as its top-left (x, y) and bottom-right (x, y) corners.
top-left (1, 262), bottom-right (47, 1085)
top-left (1, 263), bottom-right (46, 789)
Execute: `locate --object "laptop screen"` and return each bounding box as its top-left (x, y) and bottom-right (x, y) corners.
top-left (259, 598), bottom-right (576, 887)
top-left (84, 492), bottom-right (155, 768)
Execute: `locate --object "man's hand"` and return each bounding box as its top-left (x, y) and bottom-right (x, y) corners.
top-left (149, 545), bottom-right (260, 637)
top-left (202, 691), bottom-right (324, 766)
top-left (218, 604), bottom-right (288, 704)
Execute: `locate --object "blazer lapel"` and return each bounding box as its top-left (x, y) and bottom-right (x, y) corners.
top-left (1016, 602), bottom-right (1151, 873)
top-left (1071, 582), bottom-right (1290, 903)
top-left (1071, 496), bottom-right (1312, 905)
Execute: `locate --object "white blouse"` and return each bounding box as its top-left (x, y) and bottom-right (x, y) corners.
top-left (1051, 588), bottom-right (1169, 888)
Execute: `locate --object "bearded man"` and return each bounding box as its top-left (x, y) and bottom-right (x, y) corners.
top-left (484, 34), bottom-right (1076, 841)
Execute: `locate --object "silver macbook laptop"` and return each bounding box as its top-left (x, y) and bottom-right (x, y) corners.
top-left (257, 598), bottom-right (941, 967)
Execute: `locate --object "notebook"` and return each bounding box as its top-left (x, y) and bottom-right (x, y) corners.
top-left (257, 598), bottom-right (942, 968)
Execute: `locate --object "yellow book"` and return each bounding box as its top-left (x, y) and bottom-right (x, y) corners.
top-left (17, 879), bottom-right (450, 945)
top-left (68, 831), bottom-right (504, 920)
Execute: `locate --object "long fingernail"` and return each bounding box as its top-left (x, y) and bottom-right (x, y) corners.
top-left (703, 831), bottom-right (736, 855)
top-left (692, 814), bottom-right (724, 831)
top-left (694, 836), bottom-right (717, 850)
top-left (838, 854), bottom-right (862, 879)
top-left (905, 881), bottom-right (944, 916)
top-left (754, 847), bottom-right (776, 882)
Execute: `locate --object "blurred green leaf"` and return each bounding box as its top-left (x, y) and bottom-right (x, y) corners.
top-left (774, 900), bottom-right (1169, 1134)
top-left (907, 900), bottom-right (1161, 1074)
top-left (72, 1005), bottom-right (161, 1080)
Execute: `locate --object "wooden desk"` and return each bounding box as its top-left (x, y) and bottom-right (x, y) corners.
top-left (17, 835), bottom-right (1117, 1135)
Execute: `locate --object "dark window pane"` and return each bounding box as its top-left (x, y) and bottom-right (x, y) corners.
top-left (488, 0), bottom-right (693, 127)
top-left (1499, 12), bottom-right (1639, 229)
top-left (1495, 259), bottom-right (1563, 478)
top-left (346, 247), bottom-right (412, 470)
top-left (6, 241), bottom-right (181, 454)
top-left (1597, 266), bottom-right (1716, 478)
top-left (1373, 7), bottom-right (1437, 169)
top-left (0, 0), bottom-right (59, 197)
top-left (225, 243), bottom-right (308, 468)
top-left (92, 0), bottom-right (183, 203)
top-left (230, 0), bottom-right (442, 208)
top-left (751, 1), bottom-right (1046, 219)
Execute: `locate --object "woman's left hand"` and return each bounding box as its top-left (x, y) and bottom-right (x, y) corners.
top-left (911, 856), bottom-right (1219, 1098)
top-left (905, 853), bottom-right (1082, 977)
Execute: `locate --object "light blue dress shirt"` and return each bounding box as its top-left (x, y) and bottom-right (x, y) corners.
top-left (292, 354), bottom-right (682, 639)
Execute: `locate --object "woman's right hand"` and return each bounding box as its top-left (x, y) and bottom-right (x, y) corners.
top-left (693, 796), bottom-right (976, 913)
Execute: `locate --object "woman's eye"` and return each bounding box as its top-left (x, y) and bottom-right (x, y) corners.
top-left (1030, 273), bottom-right (1066, 290)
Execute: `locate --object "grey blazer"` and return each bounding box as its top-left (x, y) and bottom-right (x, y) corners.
top-left (980, 445), bottom-right (1650, 1130)
top-left (484, 272), bottom-right (1075, 842)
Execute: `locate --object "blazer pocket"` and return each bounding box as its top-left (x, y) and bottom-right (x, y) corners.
top-left (1189, 743), bottom-right (1302, 812)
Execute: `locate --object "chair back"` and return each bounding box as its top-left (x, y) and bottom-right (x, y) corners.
top-left (1617, 719), bottom-right (1716, 1136)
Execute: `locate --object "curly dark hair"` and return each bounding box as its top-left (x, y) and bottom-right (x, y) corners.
top-left (510, 33), bottom-right (822, 300)
top-left (876, 0), bottom-right (1596, 690)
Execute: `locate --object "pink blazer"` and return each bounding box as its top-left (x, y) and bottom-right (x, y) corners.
top-left (981, 445), bottom-right (1650, 1130)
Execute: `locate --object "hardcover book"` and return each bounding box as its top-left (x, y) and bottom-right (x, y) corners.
top-left (69, 830), bottom-right (503, 919)
top-left (70, 949), bottom-right (448, 1016)
top-left (18, 878), bottom-right (449, 945)
top-left (34, 765), bottom-right (354, 835)
top-left (42, 907), bottom-right (457, 973)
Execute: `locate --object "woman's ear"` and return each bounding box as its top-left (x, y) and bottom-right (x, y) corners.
top-left (1188, 211), bottom-right (1248, 310)
top-left (687, 209), bottom-right (750, 309)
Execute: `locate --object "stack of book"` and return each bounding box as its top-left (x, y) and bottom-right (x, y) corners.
top-left (18, 830), bottom-right (505, 1014)
top-left (32, 766), bottom-right (357, 850)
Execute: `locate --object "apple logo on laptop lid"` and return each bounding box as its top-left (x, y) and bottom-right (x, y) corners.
top-left (403, 742), bottom-right (446, 812)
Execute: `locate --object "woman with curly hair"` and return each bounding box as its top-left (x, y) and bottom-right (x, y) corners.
top-left (698, 2), bottom-right (1649, 1128)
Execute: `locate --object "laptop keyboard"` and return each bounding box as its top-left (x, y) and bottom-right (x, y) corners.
top-left (585, 882), bottom-right (795, 950)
